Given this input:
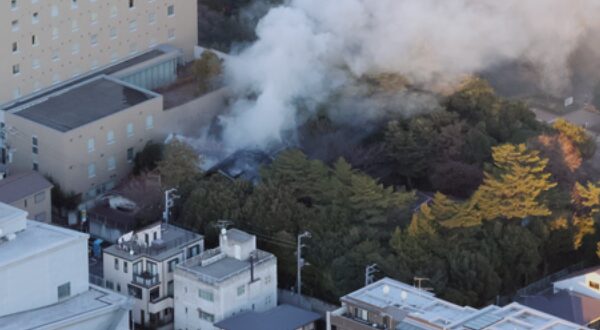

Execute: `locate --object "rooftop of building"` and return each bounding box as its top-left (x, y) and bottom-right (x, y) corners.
top-left (338, 278), bottom-right (587, 330)
top-left (0, 171), bottom-right (53, 204)
top-left (1, 46), bottom-right (175, 111)
top-left (0, 211), bottom-right (88, 269)
top-left (0, 285), bottom-right (129, 330)
top-left (214, 304), bottom-right (320, 330)
top-left (518, 289), bottom-right (600, 325)
top-left (11, 76), bottom-right (158, 132)
top-left (177, 247), bottom-right (275, 285)
top-left (103, 223), bottom-right (202, 261)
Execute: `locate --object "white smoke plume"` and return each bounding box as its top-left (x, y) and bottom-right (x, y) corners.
top-left (220, 0), bottom-right (600, 151)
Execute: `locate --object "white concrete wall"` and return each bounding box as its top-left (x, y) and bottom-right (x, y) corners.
top-left (173, 258), bottom-right (278, 330)
top-left (0, 225), bottom-right (88, 317)
top-left (554, 272), bottom-right (600, 300)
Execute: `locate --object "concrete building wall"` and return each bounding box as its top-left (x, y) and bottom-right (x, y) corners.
top-left (9, 186), bottom-right (52, 223)
top-left (0, 227), bottom-right (88, 317)
top-left (0, 0), bottom-right (197, 104)
top-left (173, 258), bottom-right (278, 330)
top-left (5, 92), bottom-right (164, 199)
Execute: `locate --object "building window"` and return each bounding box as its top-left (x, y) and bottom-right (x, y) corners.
top-left (237, 285), bottom-right (245, 296)
top-left (87, 138), bottom-right (95, 153)
top-left (71, 19), bottom-right (78, 32)
top-left (109, 27), bottom-right (117, 39)
top-left (168, 28), bottom-right (175, 40)
top-left (88, 163), bottom-right (96, 178)
top-left (34, 212), bottom-right (47, 222)
top-left (167, 280), bottom-right (174, 296)
top-left (187, 245), bottom-right (200, 258)
top-left (129, 0), bottom-right (134, 8)
top-left (590, 281), bottom-right (600, 290)
top-left (12, 42), bottom-right (18, 53)
top-left (129, 20), bottom-right (137, 32)
top-left (13, 88), bottom-right (21, 100)
top-left (90, 12), bottom-right (97, 24)
top-left (52, 27), bottom-right (59, 39)
top-left (110, 5), bottom-right (117, 17)
top-left (198, 289), bottom-right (214, 302)
top-left (106, 130), bottom-right (115, 144)
top-left (11, 20), bottom-right (19, 31)
top-left (114, 258), bottom-right (119, 270)
top-left (33, 162), bottom-right (39, 171)
top-left (133, 261), bottom-right (142, 274)
top-left (32, 59), bottom-right (40, 69)
top-left (167, 5), bottom-right (174, 16)
top-left (116, 283), bottom-right (121, 292)
top-left (127, 148), bottom-right (134, 163)
top-left (126, 123), bottom-right (134, 137)
top-left (71, 0), bottom-right (78, 9)
top-left (128, 284), bottom-right (142, 299)
top-left (31, 34), bottom-right (37, 46)
top-left (12, 64), bottom-right (20, 75)
top-left (265, 275), bottom-right (272, 284)
top-left (57, 282), bottom-right (71, 300)
top-left (108, 156), bottom-right (116, 171)
top-left (146, 115), bottom-right (154, 129)
top-left (52, 73), bottom-right (61, 85)
top-left (51, 50), bottom-right (60, 61)
top-left (150, 287), bottom-right (159, 301)
top-left (51, 5), bottom-right (59, 17)
top-left (90, 34), bottom-right (98, 46)
top-left (34, 192), bottom-right (45, 203)
top-left (106, 281), bottom-right (114, 290)
top-left (72, 43), bottom-right (80, 54)
top-left (168, 258), bottom-right (179, 272)
top-left (11, 0), bottom-right (17, 10)
top-left (123, 262), bottom-right (128, 273)
top-left (32, 136), bottom-right (38, 154)
top-left (148, 12), bottom-right (156, 24)
top-left (198, 310), bottom-right (215, 322)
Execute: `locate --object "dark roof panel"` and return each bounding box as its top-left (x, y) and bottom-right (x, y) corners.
top-left (214, 304), bottom-right (320, 330)
top-left (15, 77), bottom-right (156, 132)
top-left (0, 172), bottom-right (53, 204)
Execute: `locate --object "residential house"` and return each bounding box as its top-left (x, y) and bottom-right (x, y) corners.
top-left (215, 304), bottom-right (320, 330)
top-left (0, 171), bottom-right (52, 222)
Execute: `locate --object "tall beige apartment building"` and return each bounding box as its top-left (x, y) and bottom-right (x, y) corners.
top-left (0, 0), bottom-right (197, 105)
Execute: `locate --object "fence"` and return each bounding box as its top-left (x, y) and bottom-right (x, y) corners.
top-left (514, 261), bottom-right (588, 298)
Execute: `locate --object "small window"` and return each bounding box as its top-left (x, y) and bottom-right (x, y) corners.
top-left (13, 88), bottom-right (21, 100)
top-left (51, 5), bottom-right (59, 17)
top-left (167, 5), bottom-right (174, 16)
top-left (126, 123), bottom-right (134, 137)
top-left (106, 281), bottom-right (114, 290)
top-left (12, 64), bottom-right (20, 75)
top-left (123, 262), bottom-right (128, 273)
top-left (108, 156), bottom-right (116, 171)
top-left (146, 115), bottom-right (153, 129)
top-left (34, 192), bottom-right (45, 203)
top-left (148, 12), bottom-right (156, 24)
top-left (109, 27), bottom-right (117, 39)
top-left (72, 43), bottom-right (80, 54)
top-left (52, 27), bottom-right (59, 39)
top-left (129, 0), bottom-right (134, 8)
top-left (110, 5), bottom-right (117, 17)
top-left (168, 28), bottom-right (175, 40)
top-left (237, 285), bottom-right (245, 296)
top-left (116, 283), bottom-right (121, 292)
top-left (11, 20), bottom-right (19, 31)
top-left (31, 34), bottom-right (37, 46)
top-left (32, 12), bottom-right (39, 24)
top-left (57, 282), bottom-right (71, 300)
top-left (87, 138), bottom-right (95, 153)
top-left (129, 20), bottom-right (137, 31)
top-left (90, 12), bottom-right (97, 24)
top-left (32, 59), bottom-right (40, 69)
top-left (107, 130), bottom-right (115, 144)
top-left (198, 310), bottom-right (215, 322)
top-left (590, 281), bottom-right (600, 290)
top-left (11, 0), bottom-right (17, 10)
top-left (51, 50), bottom-right (60, 61)
top-left (198, 288), bottom-right (214, 302)
top-left (167, 280), bottom-right (174, 296)
top-left (168, 258), bottom-right (179, 272)
top-left (88, 163), bottom-right (96, 178)
top-left (114, 258), bottom-right (119, 270)
top-left (127, 148), bottom-right (134, 163)
top-left (128, 284), bottom-right (142, 299)
top-left (12, 42), bottom-right (18, 53)
top-left (34, 212), bottom-right (46, 222)
top-left (71, 19), bottom-right (78, 31)
top-left (71, 0), bottom-right (77, 8)
top-left (33, 162), bottom-right (39, 171)
top-left (90, 34), bottom-right (98, 46)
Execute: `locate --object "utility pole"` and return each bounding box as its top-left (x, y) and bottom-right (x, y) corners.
top-left (365, 263), bottom-right (378, 286)
top-left (162, 188), bottom-right (178, 225)
top-left (296, 231), bottom-right (311, 296)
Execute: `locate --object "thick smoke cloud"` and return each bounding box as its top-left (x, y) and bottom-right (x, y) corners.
top-left (220, 0), bottom-right (600, 151)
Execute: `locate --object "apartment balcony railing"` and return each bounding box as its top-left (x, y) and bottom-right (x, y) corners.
top-left (132, 272), bottom-right (160, 287)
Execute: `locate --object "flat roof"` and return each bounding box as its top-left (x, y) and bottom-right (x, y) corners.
top-left (0, 220), bottom-right (88, 269)
top-left (0, 286), bottom-right (128, 330)
top-left (215, 304), bottom-right (320, 330)
top-left (178, 249), bottom-right (275, 284)
top-left (2, 48), bottom-right (168, 111)
top-left (518, 290), bottom-right (600, 325)
top-left (13, 76), bottom-right (157, 132)
top-left (0, 172), bottom-right (53, 204)
top-left (104, 223), bottom-right (202, 261)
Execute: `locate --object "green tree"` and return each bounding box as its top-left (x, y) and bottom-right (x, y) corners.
top-left (157, 139), bottom-right (201, 188)
top-left (133, 142), bottom-right (164, 175)
top-left (192, 50), bottom-right (223, 93)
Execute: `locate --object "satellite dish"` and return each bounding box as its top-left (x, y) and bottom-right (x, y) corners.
top-left (383, 285), bottom-right (390, 296)
top-left (401, 290), bottom-right (408, 302)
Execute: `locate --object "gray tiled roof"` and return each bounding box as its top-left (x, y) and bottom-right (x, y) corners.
top-left (214, 304), bottom-right (320, 330)
top-left (0, 172), bottom-right (52, 204)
